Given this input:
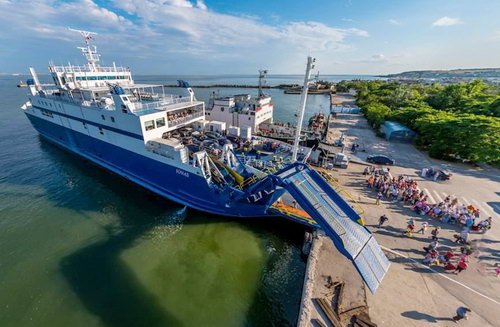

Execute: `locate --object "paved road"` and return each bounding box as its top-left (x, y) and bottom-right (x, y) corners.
top-left (329, 113), bottom-right (500, 327)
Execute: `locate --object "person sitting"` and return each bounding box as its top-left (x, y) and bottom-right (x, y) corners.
top-left (423, 250), bottom-right (439, 265)
top-left (458, 214), bottom-right (467, 226)
top-left (454, 259), bottom-right (468, 274)
top-left (424, 240), bottom-right (439, 253)
top-left (453, 233), bottom-right (468, 245)
top-left (460, 245), bottom-right (473, 256)
top-left (478, 217), bottom-right (492, 232)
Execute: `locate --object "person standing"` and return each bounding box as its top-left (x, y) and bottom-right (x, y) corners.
top-left (452, 307), bottom-right (471, 323)
top-left (405, 218), bottom-right (416, 237)
top-left (431, 227), bottom-right (441, 241)
top-left (416, 221), bottom-right (429, 234)
top-left (378, 214), bottom-right (389, 227)
top-left (376, 192), bottom-right (383, 205)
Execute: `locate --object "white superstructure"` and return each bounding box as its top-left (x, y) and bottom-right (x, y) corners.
top-left (23, 28), bottom-right (210, 178)
top-left (205, 70), bottom-right (273, 132)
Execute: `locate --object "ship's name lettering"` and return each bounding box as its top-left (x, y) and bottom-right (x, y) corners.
top-left (176, 169), bottom-right (189, 178)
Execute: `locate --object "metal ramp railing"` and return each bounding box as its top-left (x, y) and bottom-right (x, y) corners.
top-left (274, 163), bottom-right (390, 293)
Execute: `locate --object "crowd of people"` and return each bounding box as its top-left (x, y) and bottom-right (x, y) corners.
top-left (366, 170), bottom-right (493, 233)
top-left (167, 108), bottom-right (196, 124)
top-left (366, 169), bottom-right (494, 276)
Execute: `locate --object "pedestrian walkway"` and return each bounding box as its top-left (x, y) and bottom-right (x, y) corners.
top-left (420, 187), bottom-right (496, 218)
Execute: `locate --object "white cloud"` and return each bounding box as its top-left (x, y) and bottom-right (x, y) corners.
top-left (0, 0), bottom-right (370, 73)
top-left (356, 54), bottom-right (389, 63)
top-left (432, 16), bottom-right (463, 27)
top-left (388, 19), bottom-right (401, 25)
top-left (196, 0), bottom-right (207, 10)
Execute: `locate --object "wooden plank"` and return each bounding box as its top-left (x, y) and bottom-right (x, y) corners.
top-left (337, 282), bottom-right (345, 314)
top-left (311, 318), bottom-right (328, 327)
top-left (354, 314), bottom-right (377, 327)
top-left (339, 305), bottom-right (367, 318)
top-left (314, 298), bottom-right (342, 327)
top-left (329, 282), bottom-right (344, 315)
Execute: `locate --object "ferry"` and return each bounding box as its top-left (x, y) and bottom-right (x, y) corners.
top-left (20, 29), bottom-right (389, 293)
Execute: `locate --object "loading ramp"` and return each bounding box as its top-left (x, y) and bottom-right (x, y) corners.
top-left (270, 163), bottom-right (390, 293)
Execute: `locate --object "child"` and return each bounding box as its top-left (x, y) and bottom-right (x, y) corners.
top-left (416, 221), bottom-right (429, 234)
top-left (454, 260), bottom-right (468, 274)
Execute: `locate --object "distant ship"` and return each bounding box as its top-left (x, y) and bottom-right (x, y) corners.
top-left (283, 72), bottom-right (333, 94)
top-left (20, 29), bottom-right (389, 293)
top-left (258, 112), bottom-right (327, 147)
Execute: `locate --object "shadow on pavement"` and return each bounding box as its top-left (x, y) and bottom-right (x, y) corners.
top-left (401, 310), bottom-right (452, 323)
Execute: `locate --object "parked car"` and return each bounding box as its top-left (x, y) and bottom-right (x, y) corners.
top-left (422, 167), bottom-right (452, 181)
top-left (366, 154), bottom-right (395, 165)
top-left (333, 152), bottom-right (350, 168)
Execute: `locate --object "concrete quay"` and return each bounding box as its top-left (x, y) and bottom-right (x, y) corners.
top-left (297, 231), bottom-right (373, 327)
top-left (297, 96), bottom-right (499, 327)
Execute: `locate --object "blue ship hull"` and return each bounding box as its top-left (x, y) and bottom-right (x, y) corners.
top-left (26, 113), bottom-right (272, 218)
top-left (25, 112), bottom-right (391, 293)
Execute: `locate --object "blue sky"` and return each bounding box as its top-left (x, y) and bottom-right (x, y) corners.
top-left (1, 0), bottom-right (500, 74)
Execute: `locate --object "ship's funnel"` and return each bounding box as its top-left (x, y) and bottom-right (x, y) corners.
top-left (177, 80), bottom-right (195, 102)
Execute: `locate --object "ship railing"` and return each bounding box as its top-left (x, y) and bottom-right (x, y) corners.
top-left (132, 96), bottom-right (193, 111)
top-left (50, 65), bottom-right (130, 73)
top-left (39, 92), bottom-right (94, 107)
top-left (167, 111), bottom-right (204, 128)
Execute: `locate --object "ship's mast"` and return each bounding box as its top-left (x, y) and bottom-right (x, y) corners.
top-left (291, 56), bottom-right (315, 162)
top-left (258, 69), bottom-right (268, 97)
top-left (68, 28), bottom-right (100, 71)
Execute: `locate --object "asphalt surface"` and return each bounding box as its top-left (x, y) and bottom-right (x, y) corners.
top-left (329, 112), bottom-right (500, 327)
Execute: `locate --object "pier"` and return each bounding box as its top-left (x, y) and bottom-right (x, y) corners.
top-left (297, 232), bottom-right (377, 327)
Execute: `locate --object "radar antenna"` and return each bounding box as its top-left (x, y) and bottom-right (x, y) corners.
top-left (68, 27), bottom-right (100, 71)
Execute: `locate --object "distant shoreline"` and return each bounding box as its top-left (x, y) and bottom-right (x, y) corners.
top-left (379, 67), bottom-right (500, 79)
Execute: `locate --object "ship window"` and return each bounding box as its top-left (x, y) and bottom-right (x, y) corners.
top-left (121, 104), bottom-right (127, 113)
top-left (144, 120), bottom-right (155, 131)
top-left (248, 117), bottom-right (251, 120)
top-left (156, 117), bottom-right (165, 127)
top-left (99, 127), bottom-right (104, 135)
top-left (220, 107), bottom-right (224, 112)
top-left (101, 115), bottom-right (105, 120)
top-left (83, 122), bottom-right (87, 129)
top-left (111, 117), bottom-right (115, 123)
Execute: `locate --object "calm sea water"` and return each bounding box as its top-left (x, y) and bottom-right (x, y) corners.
top-left (0, 74), bottom-right (364, 327)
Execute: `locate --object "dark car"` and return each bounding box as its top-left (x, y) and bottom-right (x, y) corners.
top-left (424, 167), bottom-right (452, 181)
top-left (366, 154), bottom-right (395, 165)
